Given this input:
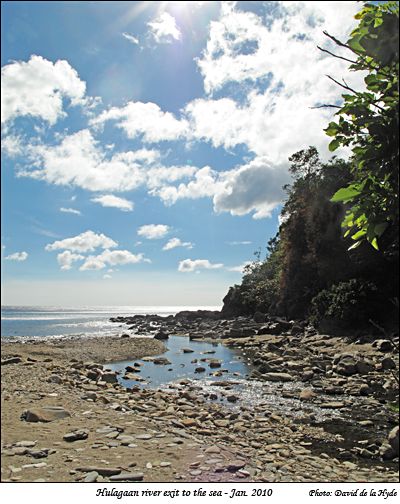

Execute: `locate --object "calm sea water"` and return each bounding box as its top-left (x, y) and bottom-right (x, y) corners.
top-left (0, 305), bottom-right (221, 340)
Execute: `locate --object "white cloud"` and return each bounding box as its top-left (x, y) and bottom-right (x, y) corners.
top-left (91, 194), bottom-right (134, 212)
top-left (212, 156), bottom-right (288, 219)
top-left (103, 274), bottom-right (112, 279)
top-left (79, 249), bottom-right (147, 271)
top-left (1, 55), bottom-right (86, 125)
top-left (20, 129), bottom-right (152, 192)
top-left (1, 135), bottom-right (23, 157)
top-left (148, 12), bottom-right (181, 44)
top-left (163, 237), bottom-right (193, 251)
top-left (4, 251), bottom-right (28, 262)
top-left (122, 32), bottom-right (139, 45)
top-left (60, 207), bottom-right (81, 215)
top-left (57, 250), bottom-right (84, 270)
top-left (45, 230), bottom-right (117, 253)
top-left (152, 166), bottom-right (224, 205)
top-left (137, 224), bottom-right (170, 240)
top-left (178, 258), bottom-right (224, 273)
top-left (91, 101), bottom-right (188, 143)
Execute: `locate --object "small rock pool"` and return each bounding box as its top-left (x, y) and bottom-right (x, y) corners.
top-left (106, 335), bottom-right (254, 389)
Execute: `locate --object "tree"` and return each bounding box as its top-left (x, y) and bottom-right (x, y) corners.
top-left (320, 1), bottom-right (399, 253)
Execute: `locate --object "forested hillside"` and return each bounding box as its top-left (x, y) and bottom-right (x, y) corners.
top-left (222, 2), bottom-right (399, 333)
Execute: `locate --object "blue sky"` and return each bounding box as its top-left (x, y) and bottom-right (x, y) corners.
top-left (1, 1), bottom-right (363, 306)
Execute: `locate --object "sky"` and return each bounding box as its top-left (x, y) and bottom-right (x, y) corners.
top-left (1, 0), bottom-right (364, 307)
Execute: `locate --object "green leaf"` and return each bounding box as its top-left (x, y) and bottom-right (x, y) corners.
top-left (370, 237), bottom-right (379, 250)
top-left (374, 17), bottom-right (383, 27)
top-left (351, 229), bottom-right (367, 240)
top-left (328, 139), bottom-right (341, 152)
top-left (331, 185), bottom-right (362, 202)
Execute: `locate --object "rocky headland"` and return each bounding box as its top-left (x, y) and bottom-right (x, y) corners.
top-left (1, 310), bottom-right (399, 483)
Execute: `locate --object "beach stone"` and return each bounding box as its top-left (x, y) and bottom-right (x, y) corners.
top-left (63, 429), bottom-right (89, 442)
top-left (117, 435), bottom-right (136, 445)
top-left (388, 426), bottom-right (399, 457)
top-left (136, 434), bottom-right (153, 440)
top-left (227, 395), bottom-right (238, 403)
top-left (109, 472), bottom-right (144, 482)
top-left (28, 450), bottom-right (49, 459)
top-left (373, 340), bottom-right (393, 352)
top-left (263, 372), bottom-right (293, 382)
top-left (182, 348), bottom-right (194, 353)
top-left (21, 407), bottom-right (71, 423)
top-left (47, 375), bottom-right (63, 384)
top-left (153, 357), bottom-right (171, 365)
top-left (83, 471), bottom-right (99, 482)
top-left (15, 441), bottom-right (37, 448)
top-left (299, 389), bottom-right (315, 401)
top-left (195, 367), bottom-right (206, 373)
top-left (101, 372), bottom-right (118, 384)
top-left (356, 360), bottom-right (374, 375)
top-left (2, 357), bottom-right (22, 365)
top-left (381, 357), bottom-right (396, 370)
top-left (209, 360), bottom-right (222, 369)
top-left (76, 466), bottom-right (122, 476)
top-left (227, 460), bottom-right (246, 471)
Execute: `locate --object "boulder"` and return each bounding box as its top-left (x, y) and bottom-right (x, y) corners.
top-left (1, 357), bottom-right (22, 365)
top-left (102, 372), bottom-right (118, 384)
top-left (373, 339), bottom-right (393, 352)
top-left (154, 331), bottom-right (169, 340)
top-left (21, 407), bottom-right (71, 423)
top-left (153, 357), bottom-right (171, 365)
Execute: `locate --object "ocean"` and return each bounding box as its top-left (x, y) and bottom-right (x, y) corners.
top-left (1, 305), bottom-right (221, 340)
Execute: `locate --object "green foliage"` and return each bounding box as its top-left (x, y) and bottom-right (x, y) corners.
top-left (324, 2), bottom-right (399, 253)
top-left (310, 279), bottom-right (379, 327)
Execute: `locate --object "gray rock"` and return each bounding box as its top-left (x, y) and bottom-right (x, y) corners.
top-left (153, 357), bottom-right (171, 365)
top-left (47, 375), bottom-right (63, 384)
top-left (263, 372), bottom-right (293, 382)
top-left (83, 471), bottom-right (99, 483)
top-left (227, 460), bottom-right (246, 471)
top-left (102, 372), bottom-right (118, 384)
top-left (195, 367), bottom-right (206, 373)
top-left (182, 348), bottom-right (194, 353)
top-left (356, 360), bottom-right (374, 375)
top-left (109, 472), bottom-right (144, 482)
top-left (154, 331), bottom-right (169, 340)
top-left (21, 407), bottom-right (71, 423)
top-left (63, 429), bottom-right (89, 442)
top-left (76, 466), bottom-right (122, 476)
top-left (381, 357), bottom-right (396, 370)
top-left (374, 339), bottom-right (393, 352)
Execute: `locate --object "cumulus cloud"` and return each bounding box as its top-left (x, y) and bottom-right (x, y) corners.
top-left (178, 259), bottom-right (224, 273)
top-left (1, 55), bottom-right (86, 125)
top-left (45, 230), bottom-right (117, 253)
top-left (4, 251), bottom-right (28, 261)
top-left (137, 224), bottom-right (170, 240)
top-left (148, 12), bottom-right (181, 43)
top-left (91, 194), bottom-right (134, 212)
top-left (60, 207), bottom-right (81, 215)
top-left (1, 135), bottom-right (23, 157)
top-left (162, 238), bottom-right (193, 251)
top-left (79, 249), bottom-right (147, 271)
top-left (57, 250), bottom-right (84, 270)
top-left (122, 32), bottom-right (139, 45)
top-left (91, 101), bottom-right (188, 143)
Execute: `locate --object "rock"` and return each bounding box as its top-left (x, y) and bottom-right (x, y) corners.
top-left (299, 389), bottom-right (315, 401)
top-left (83, 471), bottom-right (99, 482)
top-left (380, 444), bottom-right (396, 460)
top-left (120, 334), bottom-right (130, 338)
top-left (373, 339), bottom-right (393, 352)
top-left (109, 472), bottom-right (144, 482)
top-left (15, 441), bottom-right (36, 448)
top-left (21, 407), bottom-right (71, 423)
top-left (209, 360), bottom-right (222, 369)
top-left (101, 372), bottom-right (118, 384)
top-left (227, 395), bottom-right (238, 403)
top-left (76, 466), bottom-right (122, 476)
top-left (47, 375), bottom-right (63, 384)
top-left (263, 372), bottom-right (293, 382)
top-left (63, 429), bottom-right (89, 442)
top-left (356, 360), bottom-right (374, 375)
top-left (181, 419), bottom-right (197, 428)
top-left (195, 367), bottom-right (206, 373)
top-left (117, 435), bottom-right (136, 446)
top-left (334, 356), bottom-right (358, 376)
top-left (227, 460), bottom-right (246, 471)
top-left (182, 348), bottom-right (194, 353)
top-left (1, 357), bottom-right (22, 365)
top-left (388, 426), bottom-right (399, 457)
top-left (154, 331), bottom-right (169, 340)
top-left (136, 434), bottom-right (153, 440)
top-left (87, 370), bottom-right (99, 381)
top-left (381, 357), bottom-right (396, 370)
top-left (153, 357), bottom-right (171, 365)
top-left (28, 450), bottom-right (49, 459)
top-left (319, 402), bottom-right (346, 409)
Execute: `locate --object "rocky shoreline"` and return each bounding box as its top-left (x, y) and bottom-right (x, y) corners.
top-left (1, 311), bottom-right (399, 483)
